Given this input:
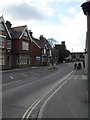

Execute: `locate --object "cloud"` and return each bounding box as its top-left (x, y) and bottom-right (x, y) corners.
top-left (1, 3), bottom-right (45, 21)
top-left (44, 0), bottom-right (86, 3)
top-left (32, 10), bottom-right (87, 52)
top-left (0, 0), bottom-right (54, 22)
top-left (58, 15), bottom-right (72, 25)
top-left (68, 7), bottom-right (76, 14)
top-left (57, 10), bottom-right (87, 52)
top-left (0, 0), bottom-right (87, 52)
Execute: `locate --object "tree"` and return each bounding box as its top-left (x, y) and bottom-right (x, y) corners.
top-left (48, 38), bottom-right (57, 47)
top-left (55, 44), bottom-right (70, 63)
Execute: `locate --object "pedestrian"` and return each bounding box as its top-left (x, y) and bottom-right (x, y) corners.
top-left (83, 60), bottom-right (85, 68)
top-left (77, 62), bottom-right (82, 69)
top-left (74, 63), bottom-right (77, 70)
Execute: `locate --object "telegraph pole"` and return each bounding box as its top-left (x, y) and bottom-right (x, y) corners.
top-left (81, 1), bottom-right (90, 103)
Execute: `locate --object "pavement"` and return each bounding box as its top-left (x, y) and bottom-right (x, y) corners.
top-left (38, 68), bottom-right (89, 119)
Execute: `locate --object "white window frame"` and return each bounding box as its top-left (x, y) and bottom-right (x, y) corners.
top-left (22, 41), bottom-right (29, 51)
top-left (7, 40), bottom-right (11, 49)
top-left (44, 48), bottom-right (46, 54)
top-left (18, 55), bottom-right (30, 65)
top-left (24, 31), bottom-right (28, 37)
top-left (0, 36), bottom-right (4, 48)
top-left (0, 23), bottom-right (5, 31)
top-left (50, 50), bottom-right (52, 55)
top-left (0, 54), bottom-right (4, 65)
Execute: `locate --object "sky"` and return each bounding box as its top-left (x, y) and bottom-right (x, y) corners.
top-left (0, 0), bottom-right (87, 52)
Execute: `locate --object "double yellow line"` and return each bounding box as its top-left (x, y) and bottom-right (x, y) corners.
top-left (21, 98), bottom-right (42, 120)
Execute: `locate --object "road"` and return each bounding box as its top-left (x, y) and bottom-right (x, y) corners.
top-left (38, 69), bottom-right (88, 118)
top-left (2, 63), bottom-right (74, 118)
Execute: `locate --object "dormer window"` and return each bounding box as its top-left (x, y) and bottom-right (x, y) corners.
top-left (24, 31), bottom-right (28, 37)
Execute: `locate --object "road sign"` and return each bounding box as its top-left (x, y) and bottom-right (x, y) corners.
top-left (36, 56), bottom-right (40, 61)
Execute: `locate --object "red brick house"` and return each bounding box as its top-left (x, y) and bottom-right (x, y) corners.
top-left (10, 25), bottom-right (31, 68)
top-left (29, 31), bottom-right (52, 66)
top-left (0, 16), bottom-right (12, 69)
top-left (0, 16), bottom-right (52, 69)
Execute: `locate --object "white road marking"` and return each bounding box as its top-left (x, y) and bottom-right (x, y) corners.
top-left (2, 80), bottom-right (21, 87)
top-left (10, 76), bottom-right (14, 79)
top-left (21, 70), bottom-right (74, 119)
top-left (22, 99), bottom-right (39, 119)
top-left (31, 67), bottom-right (38, 69)
top-left (45, 70), bottom-right (74, 96)
top-left (38, 71), bottom-right (74, 118)
top-left (0, 69), bottom-right (22, 73)
top-left (38, 81), bottom-right (67, 118)
top-left (26, 98), bottom-right (42, 118)
top-left (48, 81), bottom-right (67, 100)
top-left (21, 98), bottom-right (42, 120)
top-left (56, 70), bottom-right (74, 84)
top-left (82, 75), bottom-right (87, 80)
top-left (68, 76), bottom-right (72, 80)
top-left (21, 73), bottom-right (28, 77)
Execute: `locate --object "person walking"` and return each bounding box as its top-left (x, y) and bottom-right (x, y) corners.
top-left (74, 63), bottom-right (77, 70)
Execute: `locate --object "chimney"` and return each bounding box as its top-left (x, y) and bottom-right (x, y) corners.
top-left (6, 21), bottom-right (12, 30)
top-left (29, 30), bottom-right (33, 37)
top-left (62, 41), bottom-right (65, 46)
top-left (40, 35), bottom-right (43, 41)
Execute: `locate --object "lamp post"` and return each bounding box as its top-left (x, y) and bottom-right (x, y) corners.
top-left (81, 1), bottom-right (90, 103)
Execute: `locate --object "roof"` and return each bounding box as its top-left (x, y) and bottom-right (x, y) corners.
top-left (32, 37), bottom-right (41, 49)
top-left (32, 36), bottom-right (51, 50)
top-left (0, 16), bottom-right (3, 22)
top-left (0, 16), bottom-right (11, 38)
top-left (10, 25), bottom-right (27, 39)
top-left (71, 52), bottom-right (85, 54)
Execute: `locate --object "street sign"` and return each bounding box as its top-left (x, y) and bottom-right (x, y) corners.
top-left (36, 56), bottom-right (40, 61)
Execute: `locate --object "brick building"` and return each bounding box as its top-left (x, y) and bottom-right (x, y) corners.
top-left (0, 16), bottom-right (12, 69)
top-left (10, 25), bottom-right (31, 68)
top-left (29, 32), bottom-right (52, 66)
top-left (0, 16), bottom-right (52, 69)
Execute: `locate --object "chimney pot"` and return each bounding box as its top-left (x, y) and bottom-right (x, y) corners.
top-left (40, 35), bottom-right (43, 41)
top-left (29, 30), bottom-right (33, 37)
top-left (6, 21), bottom-right (12, 30)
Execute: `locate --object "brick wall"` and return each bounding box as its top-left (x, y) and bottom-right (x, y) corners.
top-left (31, 42), bottom-right (41, 66)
